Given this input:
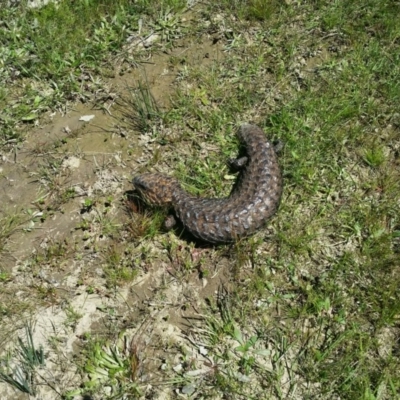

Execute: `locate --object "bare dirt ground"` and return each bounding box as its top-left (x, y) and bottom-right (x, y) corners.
top-left (1, 34), bottom-right (231, 399)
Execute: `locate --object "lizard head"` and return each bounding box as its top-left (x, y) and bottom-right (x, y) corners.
top-left (133, 173), bottom-right (179, 206)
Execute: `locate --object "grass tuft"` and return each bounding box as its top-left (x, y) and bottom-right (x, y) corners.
top-left (0, 323), bottom-right (45, 396)
top-left (117, 81), bottom-right (162, 133)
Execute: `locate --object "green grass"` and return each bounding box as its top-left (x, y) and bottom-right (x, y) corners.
top-left (0, 0), bottom-right (187, 146)
top-left (0, 212), bottom-right (23, 259)
top-left (150, 1), bottom-right (399, 398)
top-left (0, 0), bottom-right (399, 399)
top-left (0, 323), bottom-right (45, 395)
top-left (117, 81), bottom-right (162, 133)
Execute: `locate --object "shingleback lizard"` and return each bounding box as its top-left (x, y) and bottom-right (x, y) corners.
top-left (133, 123), bottom-right (283, 243)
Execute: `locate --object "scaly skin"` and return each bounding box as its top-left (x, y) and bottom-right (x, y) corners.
top-left (133, 124), bottom-right (283, 243)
